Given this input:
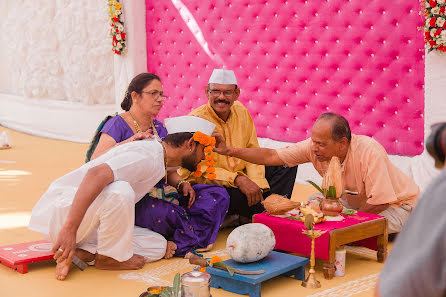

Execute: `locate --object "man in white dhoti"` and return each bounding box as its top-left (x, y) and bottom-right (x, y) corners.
top-left (28, 116), bottom-right (216, 280)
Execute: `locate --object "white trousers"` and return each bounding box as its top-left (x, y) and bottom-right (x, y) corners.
top-left (47, 181), bottom-right (166, 262)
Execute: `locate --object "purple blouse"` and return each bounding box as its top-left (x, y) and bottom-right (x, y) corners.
top-left (100, 115), bottom-right (168, 142)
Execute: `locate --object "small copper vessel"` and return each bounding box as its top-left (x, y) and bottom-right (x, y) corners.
top-left (320, 197), bottom-right (343, 216)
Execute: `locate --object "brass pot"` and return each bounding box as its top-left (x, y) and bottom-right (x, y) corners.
top-left (320, 197), bottom-right (343, 217)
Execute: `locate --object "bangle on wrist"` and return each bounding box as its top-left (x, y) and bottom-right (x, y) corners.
top-left (176, 179), bottom-right (189, 191)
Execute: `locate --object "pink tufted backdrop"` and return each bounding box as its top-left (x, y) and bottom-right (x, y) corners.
top-left (145, 0), bottom-right (424, 156)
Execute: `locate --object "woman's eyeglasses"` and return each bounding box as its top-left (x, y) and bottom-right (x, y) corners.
top-left (142, 90), bottom-right (167, 99)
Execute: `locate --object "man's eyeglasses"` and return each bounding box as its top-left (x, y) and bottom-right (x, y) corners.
top-left (142, 90), bottom-right (167, 99)
top-left (209, 89), bottom-right (236, 97)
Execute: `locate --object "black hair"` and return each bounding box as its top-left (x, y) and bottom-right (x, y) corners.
top-left (163, 132), bottom-right (195, 148)
top-left (317, 112), bottom-right (352, 142)
top-left (121, 73), bottom-right (161, 111)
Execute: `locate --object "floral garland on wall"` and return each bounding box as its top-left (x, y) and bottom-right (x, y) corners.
top-left (108, 0), bottom-right (126, 55)
top-left (424, 0), bottom-right (446, 52)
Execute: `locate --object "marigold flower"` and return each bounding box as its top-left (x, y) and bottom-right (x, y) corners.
top-left (193, 170), bottom-right (203, 177)
top-left (210, 256), bottom-right (222, 264)
top-left (209, 137), bottom-right (216, 146)
top-left (199, 267), bottom-right (206, 272)
top-left (115, 3), bottom-right (122, 9)
top-left (192, 132), bottom-right (216, 180)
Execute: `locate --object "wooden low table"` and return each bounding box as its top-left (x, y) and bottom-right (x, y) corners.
top-left (254, 212), bottom-right (388, 279)
top-left (206, 251), bottom-right (308, 297)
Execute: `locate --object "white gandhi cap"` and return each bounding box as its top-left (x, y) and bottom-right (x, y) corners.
top-left (208, 69), bottom-right (237, 85)
top-left (164, 116), bottom-right (216, 136)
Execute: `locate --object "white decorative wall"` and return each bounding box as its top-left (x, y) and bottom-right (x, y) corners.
top-left (0, 0), bottom-right (136, 141)
top-left (1, 0), bottom-right (114, 104)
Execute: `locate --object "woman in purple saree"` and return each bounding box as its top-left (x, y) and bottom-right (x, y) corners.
top-left (87, 73), bottom-right (229, 257)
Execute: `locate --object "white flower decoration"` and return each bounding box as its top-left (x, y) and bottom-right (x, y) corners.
top-left (118, 24), bottom-right (124, 31)
top-left (436, 17), bottom-right (445, 27)
top-left (432, 7), bottom-right (440, 14)
top-left (431, 28), bottom-right (437, 37)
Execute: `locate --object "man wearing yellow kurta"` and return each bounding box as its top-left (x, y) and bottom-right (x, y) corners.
top-left (213, 112), bottom-right (419, 234)
top-left (178, 69), bottom-right (297, 223)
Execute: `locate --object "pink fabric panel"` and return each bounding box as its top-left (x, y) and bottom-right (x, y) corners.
top-left (253, 212), bottom-right (381, 261)
top-left (145, 0), bottom-right (424, 155)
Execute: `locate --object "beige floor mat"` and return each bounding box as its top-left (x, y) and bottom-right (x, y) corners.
top-left (0, 127), bottom-right (383, 297)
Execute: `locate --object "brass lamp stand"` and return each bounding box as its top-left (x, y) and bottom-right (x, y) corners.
top-left (302, 226), bottom-right (326, 288)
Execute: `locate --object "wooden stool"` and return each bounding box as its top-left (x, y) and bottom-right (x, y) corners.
top-left (0, 240), bottom-right (54, 273)
top-left (254, 212), bottom-right (388, 279)
top-left (206, 251), bottom-right (308, 297)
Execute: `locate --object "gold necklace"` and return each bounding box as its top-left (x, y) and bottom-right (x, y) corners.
top-left (161, 142), bottom-right (168, 183)
top-left (129, 111), bottom-right (159, 137)
top-left (128, 111), bottom-right (142, 133)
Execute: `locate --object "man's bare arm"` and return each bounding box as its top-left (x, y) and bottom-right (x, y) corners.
top-left (212, 132), bottom-right (284, 166)
top-left (358, 202), bottom-right (389, 214)
top-left (229, 147), bottom-right (284, 166)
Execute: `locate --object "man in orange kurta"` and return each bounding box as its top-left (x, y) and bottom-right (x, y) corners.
top-left (214, 112), bottom-right (419, 233)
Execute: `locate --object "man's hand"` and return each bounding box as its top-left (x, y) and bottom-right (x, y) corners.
top-left (235, 175), bottom-right (263, 207)
top-left (52, 224), bottom-right (78, 265)
top-left (212, 131), bottom-right (231, 155)
top-left (179, 181), bottom-right (196, 208)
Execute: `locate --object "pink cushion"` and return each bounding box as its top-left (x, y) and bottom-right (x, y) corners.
top-left (145, 0), bottom-right (424, 155)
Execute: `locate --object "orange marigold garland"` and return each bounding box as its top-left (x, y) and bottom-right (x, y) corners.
top-left (193, 132), bottom-right (217, 180)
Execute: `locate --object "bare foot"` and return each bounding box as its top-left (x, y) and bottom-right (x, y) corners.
top-left (95, 254), bottom-right (146, 270)
top-left (195, 244), bottom-right (213, 253)
top-left (55, 249), bottom-right (94, 281)
top-left (164, 241), bottom-right (177, 259)
top-left (184, 252), bottom-right (193, 259)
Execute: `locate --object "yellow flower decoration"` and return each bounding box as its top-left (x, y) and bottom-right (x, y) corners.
top-left (192, 132), bottom-right (217, 180)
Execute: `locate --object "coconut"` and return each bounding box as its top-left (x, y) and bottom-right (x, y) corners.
top-left (226, 223), bottom-right (276, 263)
